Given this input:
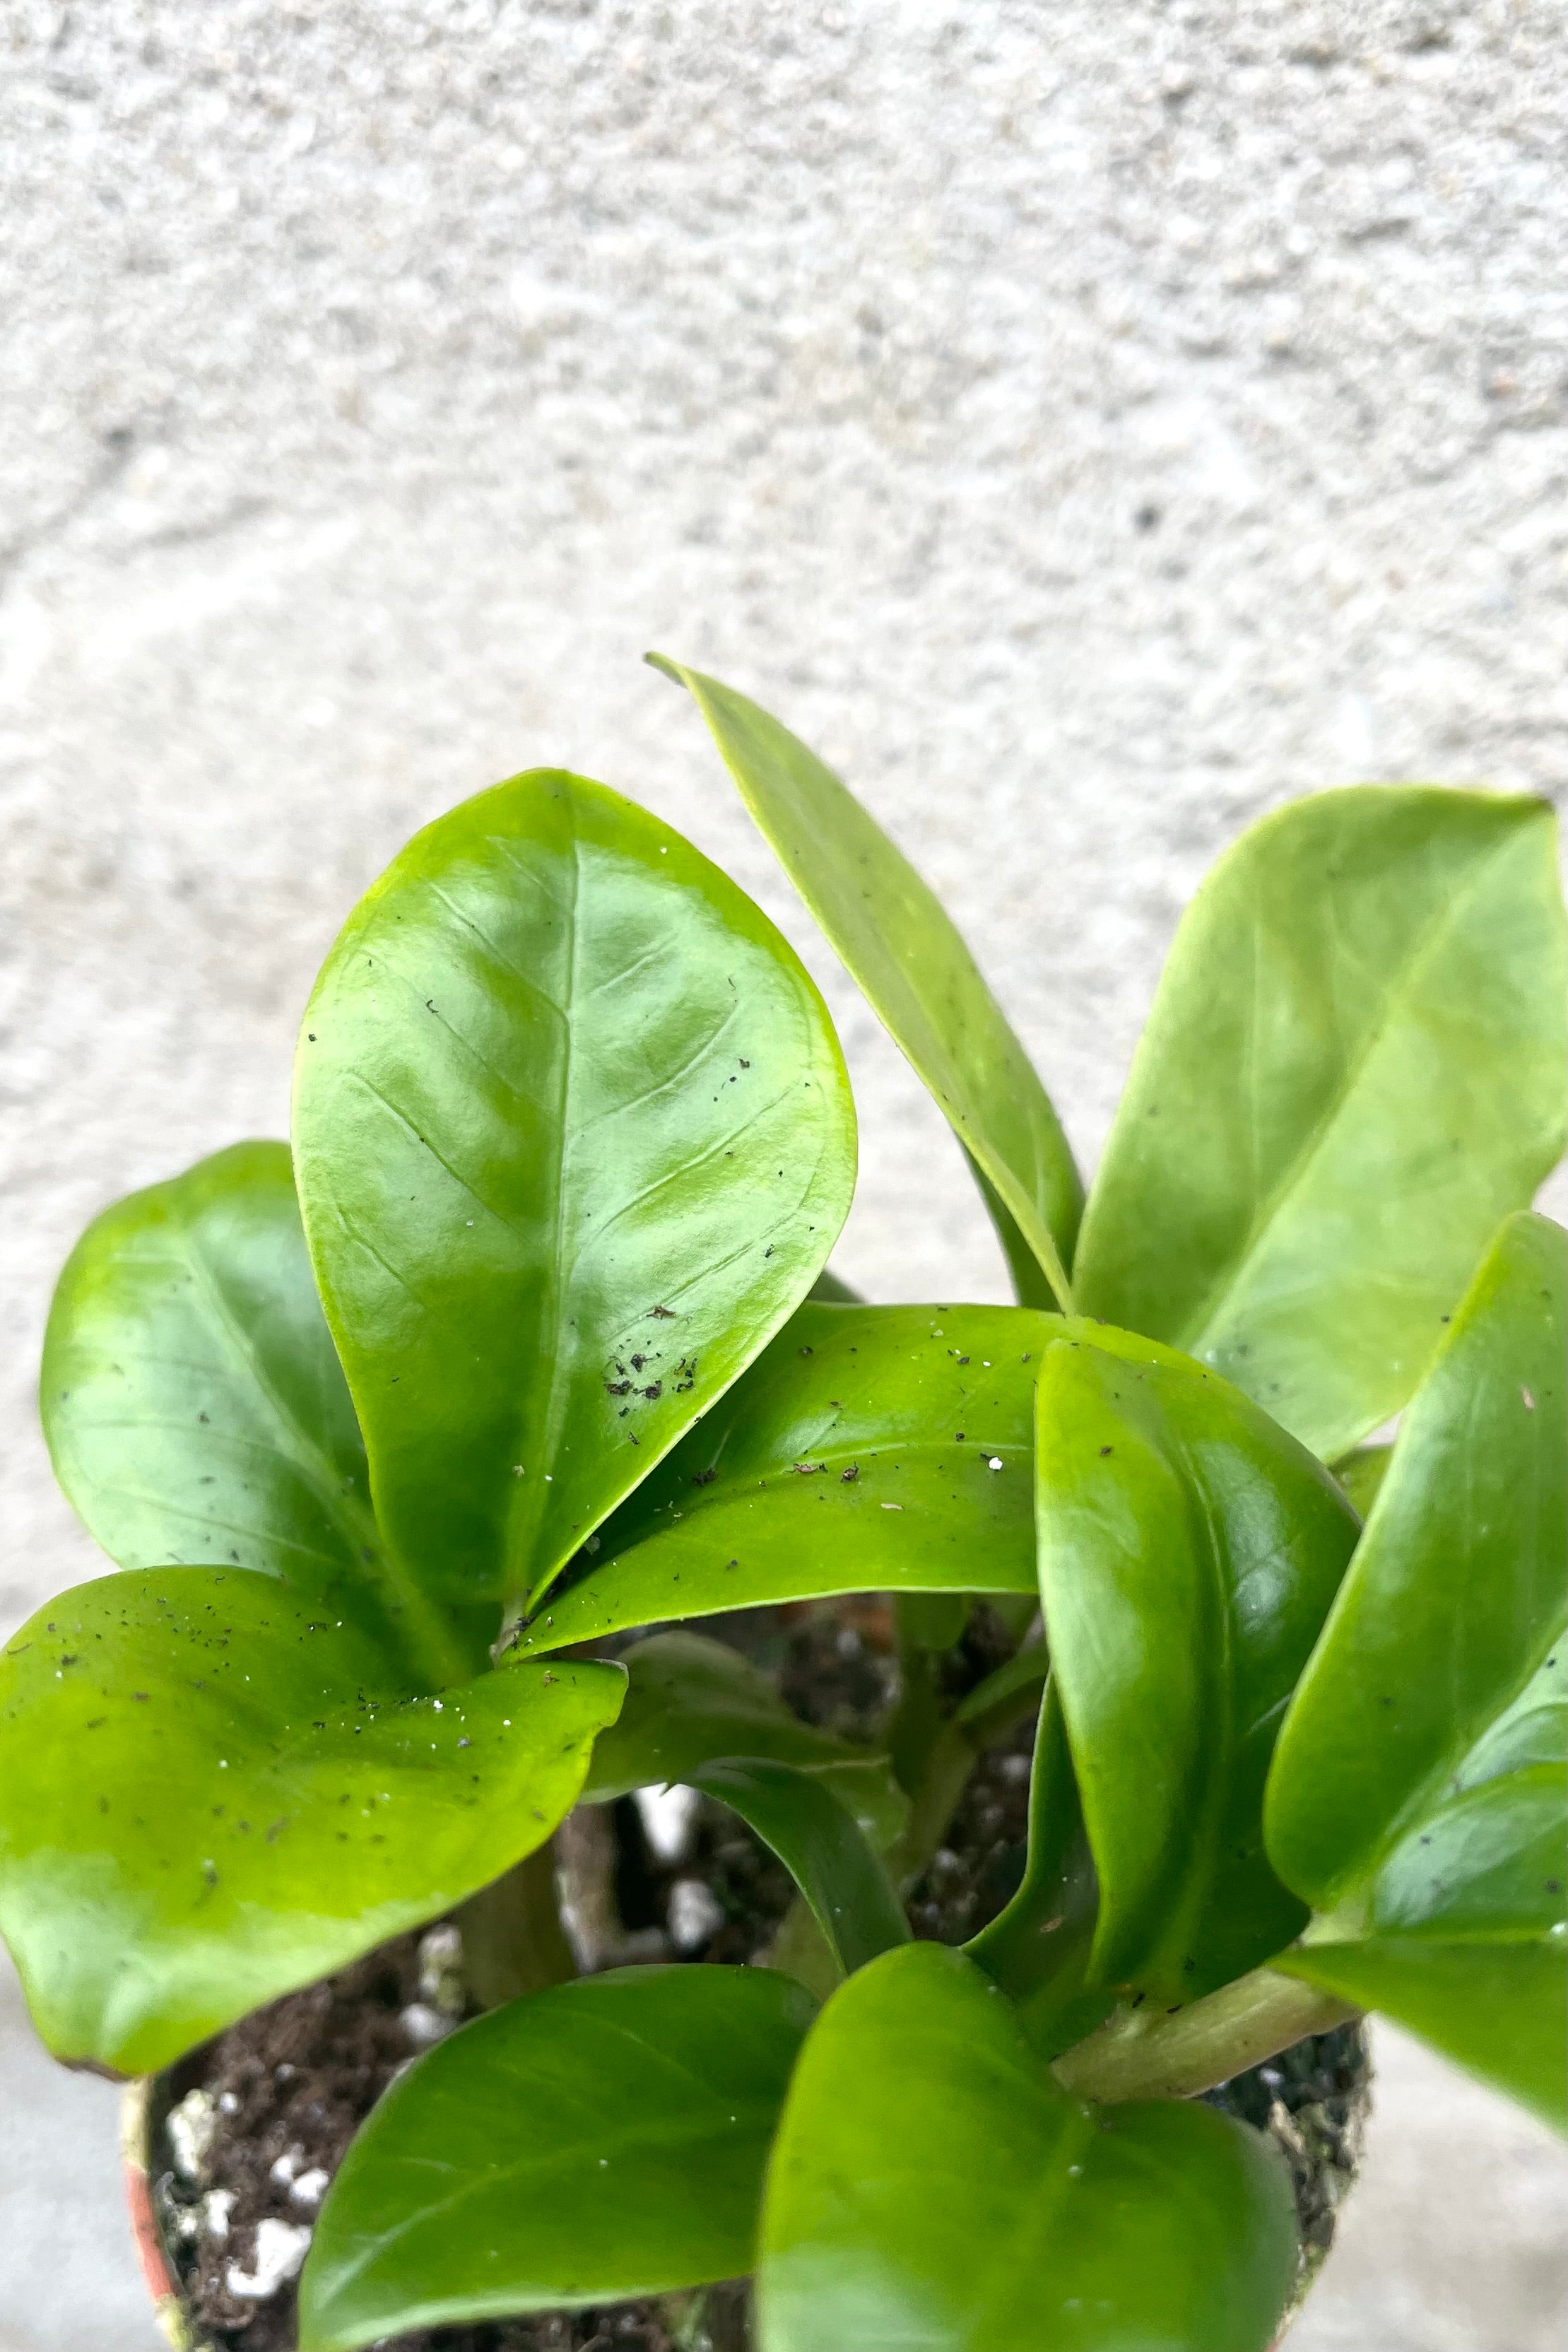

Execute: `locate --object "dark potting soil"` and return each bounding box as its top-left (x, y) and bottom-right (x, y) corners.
top-left (148, 1604), bottom-right (1367, 2351)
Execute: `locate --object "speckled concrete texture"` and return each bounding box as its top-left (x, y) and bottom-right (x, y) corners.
top-left (1, 2), bottom-right (1565, 2343)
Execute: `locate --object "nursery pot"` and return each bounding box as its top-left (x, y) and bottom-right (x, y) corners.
top-left (117, 1607), bottom-right (1371, 2352)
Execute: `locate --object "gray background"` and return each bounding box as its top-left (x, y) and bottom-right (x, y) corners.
top-left (2, 1), bottom-right (1565, 2344)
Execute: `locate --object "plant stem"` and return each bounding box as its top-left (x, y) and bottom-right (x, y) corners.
top-left (457, 1841), bottom-right (576, 2010)
top-left (890, 1645), bottom-right (1049, 1883)
top-left (1051, 1968), bottom-right (1360, 2105)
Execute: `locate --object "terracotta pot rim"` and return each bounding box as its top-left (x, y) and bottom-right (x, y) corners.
top-left (124, 2077), bottom-right (201, 2348)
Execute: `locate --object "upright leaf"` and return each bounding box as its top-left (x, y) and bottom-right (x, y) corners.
top-left (293, 770), bottom-right (855, 1613)
top-left (300, 1967), bottom-right (815, 2352)
top-left (39, 1143), bottom-right (471, 1676)
top-left (965, 1680), bottom-right (1107, 2058)
top-left (1075, 788), bottom-right (1565, 1459)
top-left (1266, 1213), bottom-right (1567, 2126)
top-left (582, 1631), bottom-right (906, 1848)
top-left (1035, 1328), bottom-right (1360, 2001)
top-left (692, 1758), bottom-right (910, 1980)
top-left (0, 1568), bottom-right (622, 2074)
top-left (652, 659), bottom-right (1080, 1310)
top-left (756, 1942), bottom-right (1297, 2352)
top-left (510, 1303), bottom-right (1053, 1654)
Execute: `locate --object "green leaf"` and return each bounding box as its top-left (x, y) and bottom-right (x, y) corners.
top-left (692, 1758), bottom-right (910, 1979)
top-left (511, 1303), bottom-right (1052, 1654)
top-left (1035, 1327), bottom-right (1360, 2001)
top-left (807, 1266), bottom-right (861, 1303)
top-left (1266, 1213), bottom-right (1567, 2126)
top-left (293, 769), bottom-right (856, 1615)
top-left (1275, 1939), bottom-right (1565, 2133)
top-left (652, 658), bottom-right (1080, 1311)
top-left (38, 1143), bottom-right (476, 1679)
top-left (582, 1631), bottom-right (906, 1849)
top-left (299, 1965), bottom-right (816, 2351)
top-left (1075, 788), bottom-right (1566, 1460)
top-left (0, 1568), bottom-right (623, 2074)
top-left (1332, 1444), bottom-right (1391, 1517)
top-left (755, 1941), bottom-right (1297, 2352)
top-left (965, 1680), bottom-right (1109, 2058)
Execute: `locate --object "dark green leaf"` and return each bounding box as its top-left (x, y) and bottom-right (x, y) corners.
top-left (965, 1680), bottom-right (1108, 2058)
top-left (1075, 789), bottom-right (1566, 1460)
top-left (293, 770), bottom-right (856, 1614)
top-left (581, 1630), bottom-right (905, 1849)
top-left (39, 1143), bottom-right (476, 1678)
top-left (299, 1965), bottom-right (815, 2351)
top-left (1266, 1213), bottom-right (1566, 2126)
top-left (807, 1267), bottom-right (861, 1303)
top-left (756, 1941), bottom-right (1297, 2352)
top-left (0, 1568), bottom-right (623, 2074)
top-left (1036, 1327), bottom-right (1360, 2000)
top-left (692, 1757), bottom-right (909, 1978)
top-left (652, 658), bottom-right (1080, 1310)
top-left (512, 1303), bottom-right (1053, 1653)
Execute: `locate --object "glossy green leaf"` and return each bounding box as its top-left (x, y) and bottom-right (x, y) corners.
top-left (692, 1758), bottom-right (909, 1979)
top-left (1075, 788), bottom-right (1566, 1460)
top-left (1266, 1213), bottom-right (1567, 2125)
top-left (300, 1965), bottom-right (816, 2351)
top-left (582, 1631), bottom-right (905, 1849)
top-left (0, 1568), bottom-right (623, 2074)
top-left (756, 1941), bottom-right (1297, 2352)
top-left (1036, 1327), bottom-right (1360, 2001)
top-left (1275, 1939), bottom-right (1565, 2133)
top-left (966, 1680), bottom-right (1108, 2059)
top-left (293, 768), bottom-right (856, 1615)
top-left (512, 1303), bottom-right (1055, 1653)
top-left (652, 658), bottom-right (1080, 1310)
top-left (38, 1143), bottom-right (476, 1678)
top-left (1268, 1213), bottom-right (1565, 1903)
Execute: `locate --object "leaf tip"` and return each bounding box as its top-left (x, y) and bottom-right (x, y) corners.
top-left (643, 650), bottom-right (687, 688)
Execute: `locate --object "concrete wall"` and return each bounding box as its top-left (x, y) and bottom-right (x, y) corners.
top-left (1, 3), bottom-right (1564, 2342)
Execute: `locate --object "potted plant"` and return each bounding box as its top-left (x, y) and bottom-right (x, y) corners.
top-left (1, 657), bottom-right (1562, 2352)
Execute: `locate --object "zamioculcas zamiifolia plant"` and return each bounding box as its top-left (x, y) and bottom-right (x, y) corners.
top-left (1, 658), bottom-right (1563, 2352)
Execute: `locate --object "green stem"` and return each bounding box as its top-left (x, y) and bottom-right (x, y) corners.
top-left (891, 1645), bottom-right (1049, 1883)
top-left (457, 1841), bottom-right (576, 2010)
top-left (1051, 1968), bottom-right (1360, 2105)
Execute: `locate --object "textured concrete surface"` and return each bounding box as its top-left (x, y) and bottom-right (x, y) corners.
top-left (2, 1), bottom-right (1565, 2342)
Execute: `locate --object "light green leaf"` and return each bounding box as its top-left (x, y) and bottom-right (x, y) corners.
top-left (1266, 1213), bottom-right (1567, 2126)
top-left (1035, 1327), bottom-right (1360, 2001)
top-left (1268, 1212), bottom-right (1566, 1905)
top-left (756, 1941), bottom-right (1297, 2352)
top-left (1275, 1939), bottom-right (1564, 2133)
top-left (1332, 1444), bottom-right (1391, 1517)
top-left (39, 1143), bottom-right (475, 1678)
top-left (652, 658), bottom-right (1080, 1310)
top-left (299, 1966), bottom-right (815, 2351)
top-left (0, 1568), bottom-right (623, 2074)
top-left (293, 769), bottom-right (855, 1615)
top-left (692, 1758), bottom-right (910, 1979)
top-left (582, 1631), bottom-right (906, 1850)
top-left (1075, 788), bottom-right (1566, 1459)
top-left (510, 1303), bottom-right (1054, 1654)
